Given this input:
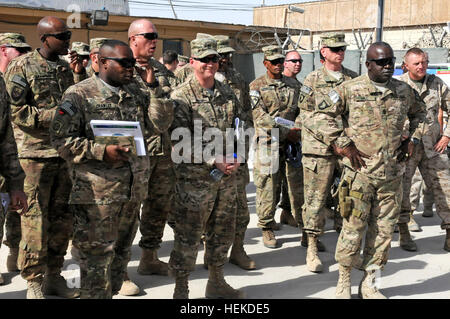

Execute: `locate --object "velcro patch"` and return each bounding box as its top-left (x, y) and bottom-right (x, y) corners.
top-left (328, 90), bottom-right (340, 104)
top-left (300, 85), bottom-right (312, 95)
top-left (11, 75), bottom-right (27, 88)
top-left (250, 90), bottom-right (261, 109)
top-left (59, 101), bottom-right (77, 116)
top-left (10, 86), bottom-right (24, 101)
top-left (318, 100), bottom-right (330, 110)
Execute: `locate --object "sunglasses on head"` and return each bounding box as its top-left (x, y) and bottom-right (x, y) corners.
top-left (5, 45), bottom-right (31, 54)
top-left (367, 57), bottom-right (396, 67)
top-left (102, 57), bottom-right (136, 68)
top-left (135, 32), bottom-right (158, 40)
top-left (42, 31), bottom-right (72, 41)
top-left (327, 46), bottom-right (346, 53)
top-left (267, 58), bottom-right (285, 65)
top-left (193, 55), bottom-right (220, 63)
top-left (286, 58), bottom-right (303, 64)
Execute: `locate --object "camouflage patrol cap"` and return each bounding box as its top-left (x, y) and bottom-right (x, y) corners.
top-left (214, 35), bottom-right (235, 54)
top-left (89, 38), bottom-right (112, 51)
top-left (196, 33), bottom-right (214, 39)
top-left (320, 32), bottom-right (348, 48)
top-left (178, 55), bottom-right (189, 63)
top-left (262, 45), bottom-right (284, 61)
top-left (0, 33), bottom-right (31, 48)
top-left (190, 38), bottom-right (218, 59)
top-left (71, 42), bottom-right (90, 56)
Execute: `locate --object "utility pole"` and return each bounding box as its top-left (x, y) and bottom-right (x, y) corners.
top-left (376, 0), bottom-right (384, 42)
top-left (168, 0), bottom-right (178, 19)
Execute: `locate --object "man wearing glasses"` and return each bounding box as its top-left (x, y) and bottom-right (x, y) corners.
top-left (296, 33), bottom-right (358, 274)
top-left (168, 38), bottom-right (244, 299)
top-left (250, 45), bottom-right (302, 249)
top-left (4, 16), bottom-right (86, 299)
top-left (0, 33), bottom-right (31, 279)
top-left (324, 42), bottom-right (426, 298)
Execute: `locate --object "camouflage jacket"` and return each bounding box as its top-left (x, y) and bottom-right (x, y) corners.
top-left (148, 58), bottom-right (176, 97)
top-left (170, 75), bottom-right (242, 180)
top-left (86, 65), bottom-right (95, 78)
top-left (50, 75), bottom-right (172, 205)
top-left (399, 73), bottom-right (450, 158)
top-left (321, 74), bottom-right (427, 180)
top-left (249, 73), bottom-right (300, 148)
top-left (0, 74), bottom-right (24, 192)
top-left (4, 49), bottom-right (86, 158)
top-left (175, 63), bottom-right (193, 84)
top-left (296, 66), bottom-right (358, 156)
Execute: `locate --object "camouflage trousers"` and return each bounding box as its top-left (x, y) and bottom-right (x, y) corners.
top-left (169, 172), bottom-right (237, 275)
top-left (279, 174), bottom-right (291, 211)
top-left (302, 154), bottom-right (338, 235)
top-left (139, 155), bottom-right (175, 250)
top-left (335, 167), bottom-right (402, 269)
top-left (235, 164), bottom-right (251, 242)
top-left (3, 210), bottom-right (21, 249)
top-left (253, 148), bottom-right (304, 229)
top-left (399, 143), bottom-right (450, 229)
top-left (73, 201), bottom-right (140, 299)
top-left (18, 158), bottom-right (72, 281)
top-left (410, 167), bottom-right (434, 212)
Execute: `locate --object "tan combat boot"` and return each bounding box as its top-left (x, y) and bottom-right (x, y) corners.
top-left (137, 248), bottom-right (168, 275)
top-left (335, 264), bottom-right (352, 299)
top-left (205, 265), bottom-right (245, 299)
top-left (358, 270), bottom-right (386, 299)
top-left (42, 274), bottom-right (80, 299)
top-left (169, 269), bottom-right (189, 299)
top-left (408, 212), bottom-right (421, 232)
top-left (280, 210), bottom-right (297, 227)
top-left (6, 247), bottom-right (19, 272)
top-left (306, 234), bottom-right (323, 273)
top-left (398, 223), bottom-right (417, 251)
top-left (27, 277), bottom-right (45, 299)
top-left (262, 228), bottom-right (277, 248)
top-left (301, 231), bottom-right (326, 252)
top-left (229, 237), bottom-right (256, 270)
top-left (119, 272), bottom-right (140, 296)
top-left (444, 229), bottom-right (450, 252)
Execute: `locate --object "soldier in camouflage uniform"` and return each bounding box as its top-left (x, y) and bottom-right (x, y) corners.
top-left (50, 40), bottom-right (173, 299)
top-left (168, 38), bottom-right (244, 299)
top-left (177, 54), bottom-right (189, 69)
top-left (325, 42), bottom-right (426, 298)
top-left (162, 50), bottom-right (181, 87)
top-left (0, 72), bottom-right (27, 285)
top-left (397, 48), bottom-right (450, 252)
top-left (296, 33), bottom-right (358, 273)
top-left (128, 19), bottom-right (177, 287)
top-left (410, 168), bottom-right (434, 218)
top-left (0, 33), bottom-right (31, 274)
top-left (4, 16), bottom-right (86, 299)
top-left (86, 38), bottom-right (112, 77)
top-left (212, 35), bottom-right (255, 270)
top-left (71, 42), bottom-right (90, 70)
top-left (250, 45), bottom-right (302, 249)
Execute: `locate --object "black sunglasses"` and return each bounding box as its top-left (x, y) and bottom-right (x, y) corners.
top-left (367, 57), bottom-right (396, 67)
top-left (102, 57), bottom-right (136, 68)
top-left (286, 59), bottom-right (303, 64)
top-left (193, 55), bottom-right (220, 63)
top-left (267, 58), bottom-right (285, 65)
top-left (5, 45), bottom-right (31, 54)
top-left (134, 32), bottom-right (158, 40)
top-left (327, 46), bottom-right (346, 53)
top-left (42, 31), bottom-right (72, 41)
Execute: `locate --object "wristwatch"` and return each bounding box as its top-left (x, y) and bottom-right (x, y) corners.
top-left (411, 137), bottom-right (420, 145)
top-left (146, 79), bottom-right (159, 88)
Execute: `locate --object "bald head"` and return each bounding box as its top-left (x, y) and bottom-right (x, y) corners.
top-left (37, 16), bottom-right (67, 38)
top-left (366, 41), bottom-right (393, 61)
top-left (128, 19), bottom-right (156, 38)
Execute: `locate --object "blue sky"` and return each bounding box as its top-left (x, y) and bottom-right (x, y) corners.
top-left (128, 0), bottom-right (320, 25)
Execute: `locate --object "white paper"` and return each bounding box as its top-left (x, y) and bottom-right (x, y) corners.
top-left (90, 120), bottom-right (146, 156)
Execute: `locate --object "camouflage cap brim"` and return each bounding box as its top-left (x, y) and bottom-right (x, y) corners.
top-left (265, 53), bottom-right (285, 61)
top-left (195, 49), bottom-right (219, 59)
top-left (217, 47), bottom-right (235, 54)
top-left (324, 41), bottom-right (348, 48)
top-left (7, 42), bottom-right (31, 48)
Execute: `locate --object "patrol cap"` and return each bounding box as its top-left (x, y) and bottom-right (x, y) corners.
top-left (89, 38), bottom-right (112, 51)
top-left (196, 33), bottom-right (214, 39)
top-left (214, 35), bottom-right (235, 54)
top-left (320, 32), bottom-right (348, 48)
top-left (0, 33), bottom-right (31, 48)
top-left (71, 42), bottom-right (90, 56)
top-left (262, 45), bottom-right (284, 61)
top-left (178, 55), bottom-right (189, 63)
top-left (190, 38), bottom-right (218, 59)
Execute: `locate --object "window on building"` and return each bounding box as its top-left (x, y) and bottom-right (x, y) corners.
top-left (163, 39), bottom-right (183, 55)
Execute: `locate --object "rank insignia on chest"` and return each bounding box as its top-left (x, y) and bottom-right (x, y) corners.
top-left (250, 90), bottom-right (261, 109)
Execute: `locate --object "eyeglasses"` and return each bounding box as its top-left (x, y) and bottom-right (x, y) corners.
top-left (42, 31), bottom-right (72, 41)
top-left (267, 58), bottom-right (285, 65)
top-left (286, 59), bottom-right (303, 64)
top-left (327, 46), bottom-right (346, 53)
top-left (193, 55), bottom-right (220, 63)
top-left (134, 32), bottom-right (158, 41)
top-left (367, 57), bottom-right (396, 67)
top-left (101, 57), bottom-right (136, 68)
top-left (4, 45), bottom-right (31, 54)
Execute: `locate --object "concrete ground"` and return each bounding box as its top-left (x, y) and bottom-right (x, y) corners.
top-left (0, 172), bottom-right (449, 299)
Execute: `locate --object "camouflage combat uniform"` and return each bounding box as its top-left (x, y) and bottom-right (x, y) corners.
top-left (398, 73), bottom-right (450, 230)
top-left (323, 74), bottom-right (426, 270)
top-left (297, 65), bottom-right (358, 235)
top-left (175, 63), bottom-right (193, 84)
top-left (4, 49), bottom-right (86, 282)
top-left (50, 74), bottom-right (173, 298)
top-left (410, 167), bottom-right (434, 212)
